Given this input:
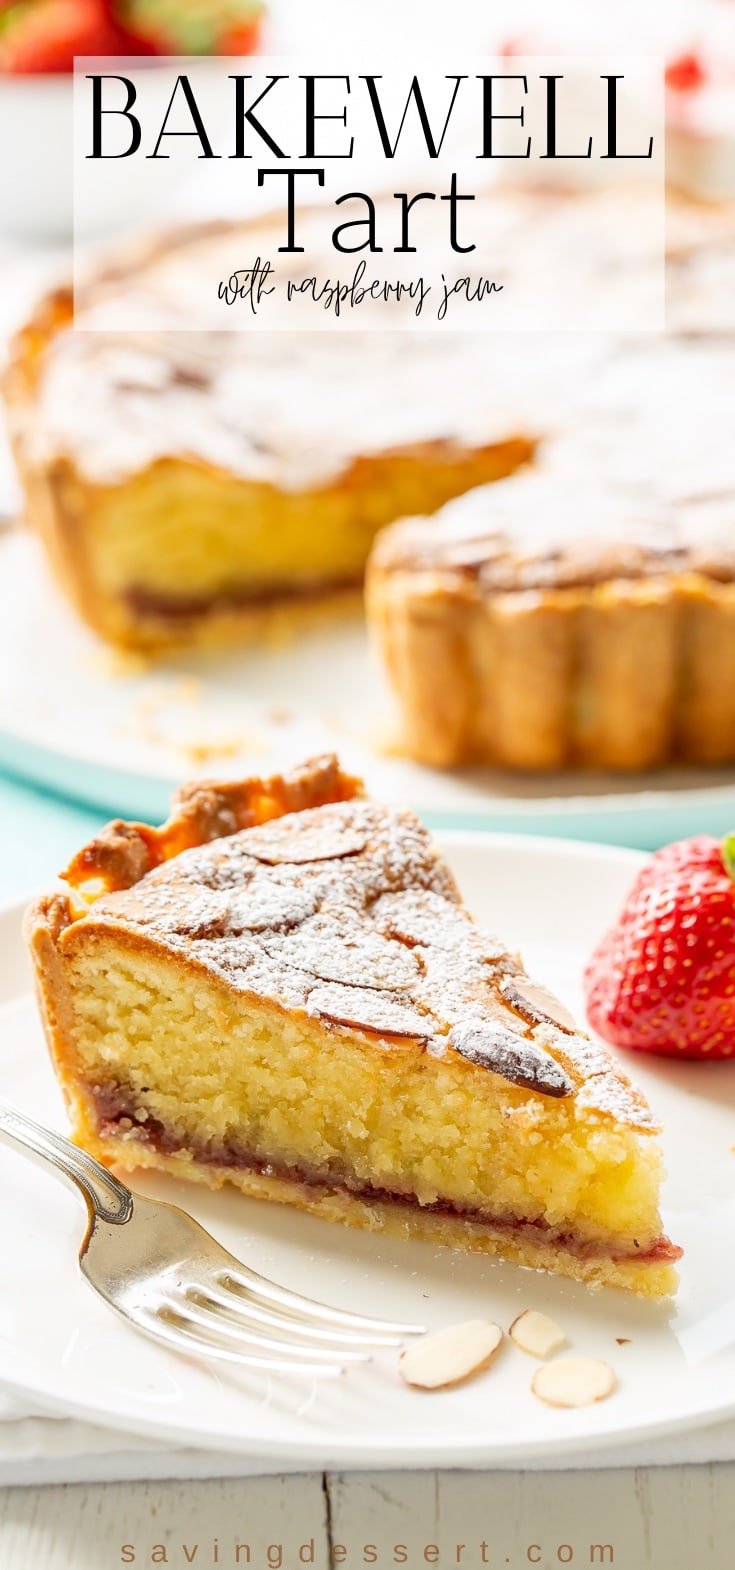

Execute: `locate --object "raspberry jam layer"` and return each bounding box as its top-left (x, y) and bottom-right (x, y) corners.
top-left (124, 572), bottom-right (362, 621)
top-left (91, 1092), bottom-right (682, 1269)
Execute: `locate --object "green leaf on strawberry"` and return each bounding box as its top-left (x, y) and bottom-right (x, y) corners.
top-left (119, 0), bottom-right (262, 56)
top-left (723, 833), bottom-right (735, 882)
top-left (0, 4), bottom-right (32, 39)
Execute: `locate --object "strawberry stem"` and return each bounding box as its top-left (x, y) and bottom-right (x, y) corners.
top-left (723, 833), bottom-right (735, 881)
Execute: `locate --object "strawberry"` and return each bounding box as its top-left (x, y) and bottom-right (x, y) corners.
top-left (666, 52), bottom-right (707, 94)
top-left (217, 19), bottom-right (260, 55)
top-left (0, 0), bottom-right (147, 73)
top-left (585, 834), bottom-right (735, 1060)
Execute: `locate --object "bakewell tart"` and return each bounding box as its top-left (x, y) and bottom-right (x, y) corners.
top-left (26, 755), bottom-right (680, 1297)
top-left (6, 182), bottom-right (722, 653)
top-left (367, 471), bottom-right (735, 772)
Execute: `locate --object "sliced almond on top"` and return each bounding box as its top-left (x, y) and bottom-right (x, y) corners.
top-left (500, 976), bottom-right (578, 1034)
top-left (510, 1309), bottom-right (567, 1359)
top-left (531, 1357), bottom-right (616, 1409)
top-left (399, 1319), bottom-right (503, 1390)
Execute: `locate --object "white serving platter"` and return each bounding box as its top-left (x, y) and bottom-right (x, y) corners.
top-left (1, 832), bottom-right (734, 1467)
top-left (2, 533), bottom-right (735, 848)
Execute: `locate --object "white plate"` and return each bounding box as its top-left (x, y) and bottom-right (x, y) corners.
top-left (2, 532), bottom-right (735, 847)
top-left (2, 831), bottom-right (735, 1466)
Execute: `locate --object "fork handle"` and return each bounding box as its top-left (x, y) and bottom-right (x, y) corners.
top-left (0, 1102), bottom-right (133, 1225)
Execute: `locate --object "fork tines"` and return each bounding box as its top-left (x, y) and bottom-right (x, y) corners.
top-left (138, 1263), bottom-right (426, 1377)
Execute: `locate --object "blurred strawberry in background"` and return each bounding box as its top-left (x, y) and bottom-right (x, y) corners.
top-left (0, 0), bottom-right (140, 71)
top-left (0, 0), bottom-right (262, 72)
top-left (665, 51), bottom-right (707, 94)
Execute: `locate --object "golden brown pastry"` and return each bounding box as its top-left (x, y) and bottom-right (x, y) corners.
top-left (367, 472), bottom-right (735, 771)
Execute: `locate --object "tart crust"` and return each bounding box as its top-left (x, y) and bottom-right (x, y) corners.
top-left (367, 476), bottom-right (735, 771)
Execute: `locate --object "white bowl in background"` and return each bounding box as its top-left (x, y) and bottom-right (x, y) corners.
top-left (0, 76), bottom-right (76, 241)
top-left (0, 63), bottom-right (212, 243)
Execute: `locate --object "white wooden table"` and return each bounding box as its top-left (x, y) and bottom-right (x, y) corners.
top-left (1, 1465), bottom-right (734, 1570)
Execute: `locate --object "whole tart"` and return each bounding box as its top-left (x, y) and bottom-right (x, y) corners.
top-left (5, 184), bottom-right (729, 652)
top-left (26, 755), bottom-right (680, 1297)
top-left (367, 473), bottom-right (735, 771)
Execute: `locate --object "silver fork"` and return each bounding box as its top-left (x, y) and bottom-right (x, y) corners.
top-left (0, 1103), bottom-right (425, 1378)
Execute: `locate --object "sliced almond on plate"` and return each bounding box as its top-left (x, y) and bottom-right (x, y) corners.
top-left (509, 1309), bottom-right (567, 1359)
top-left (531, 1357), bottom-right (616, 1409)
top-left (399, 1319), bottom-right (503, 1389)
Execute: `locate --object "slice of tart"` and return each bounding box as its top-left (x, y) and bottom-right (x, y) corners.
top-left (26, 755), bottom-right (680, 1297)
